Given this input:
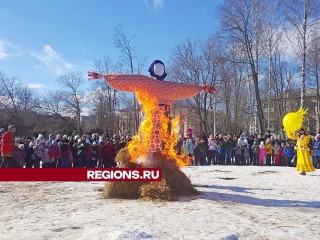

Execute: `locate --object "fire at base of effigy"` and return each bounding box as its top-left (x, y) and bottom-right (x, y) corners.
top-left (103, 92), bottom-right (197, 200)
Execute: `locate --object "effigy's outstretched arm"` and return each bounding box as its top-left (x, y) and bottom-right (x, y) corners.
top-left (89, 72), bottom-right (155, 92)
top-left (163, 82), bottom-right (215, 101)
top-left (104, 74), bottom-right (157, 92)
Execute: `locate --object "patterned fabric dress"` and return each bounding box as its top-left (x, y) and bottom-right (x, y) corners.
top-left (288, 132), bottom-right (315, 172)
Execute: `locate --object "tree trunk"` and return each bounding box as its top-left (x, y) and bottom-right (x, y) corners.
top-left (268, 46), bottom-right (272, 129)
top-left (316, 66), bottom-right (320, 130)
top-left (77, 112), bottom-right (81, 136)
top-left (247, 45), bottom-right (265, 133)
top-left (301, 0), bottom-right (308, 108)
top-left (243, 24), bottom-right (265, 133)
top-left (133, 95), bottom-right (139, 133)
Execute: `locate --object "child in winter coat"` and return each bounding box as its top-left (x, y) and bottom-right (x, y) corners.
top-left (217, 140), bottom-right (225, 165)
top-left (313, 135), bottom-right (320, 169)
top-left (195, 137), bottom-right (208, 166)
top-left (234, 141), bottom-right (243, 166)
top-left (180, 141), bottom-right (189, 157)
top-left (280, 143), bottom-right (286, 166)
top-left (90, 142), bottom-right (99, 168)
top-left (284, 142), bottom-right (295, 167)
top-left (259, 142), bottom-right (267, 166)
top-left (243, 144), bottom-right (250, 165)
top-left (251, 140), bottom-right (259, 165)
top-left (48, 143), bottom-right (59, 168)
top-left (59, 142), bottom-right (70, 168)
top-left (273, 142), bottom-right (281, 166)
top-left (34, 143), bottom-right (45, 168)
top-left (264, 139), bottom-right (273, 166)
top-left (25, 142), bottom-right (35, 168)
top-left (207, 137), bottom-right (217, 165)
top-left (42, 148), bottom-right (52, 168)
top-left (181, 140), bottom-right (192, 165)
top-left (14, 144), bottom-right (26, 168)
top-left (186, 138), bottom-right (195, 165)
top-left (101, 139), bottom-right (115, 168)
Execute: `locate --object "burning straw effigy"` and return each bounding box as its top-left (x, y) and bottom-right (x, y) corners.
top-left (89, 60), bottom-right (215, 200)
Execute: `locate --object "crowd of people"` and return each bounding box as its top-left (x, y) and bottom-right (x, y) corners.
top-left (0, 125), bottom-right (320, 170)
top-left (0, 126), bottom-right (129, 168)
top-left (176, 129), bottom-right (320, 170)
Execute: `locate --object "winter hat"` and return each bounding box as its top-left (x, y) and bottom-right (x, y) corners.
top-left (37, 134), bottom-right (44, 140)
top-left (8, 124), bottom-right (16, 130)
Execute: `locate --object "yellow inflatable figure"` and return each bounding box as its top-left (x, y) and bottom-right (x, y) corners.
top-left (283, 107), bottom-right (308, 138)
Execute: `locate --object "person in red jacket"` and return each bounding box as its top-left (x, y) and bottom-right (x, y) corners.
top-left (1, 124), bottom-right (17, 168)
top-left (101, 139), bottom-right (114, 168)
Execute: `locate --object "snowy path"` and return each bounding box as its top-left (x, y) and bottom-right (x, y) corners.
top-left (0, 166), bottom-right (319, 240)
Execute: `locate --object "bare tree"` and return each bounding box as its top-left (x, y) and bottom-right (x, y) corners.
top-left (263, 0), bottom-right (282, 130)
top-left (91, 57), bottom-right (118, 135)
top-left (113, 24), bottom-right (140, 133)
top-left (270, 46), bottom-right (298, 135)
top-left (0, 71), bottom-right (36, 134)
top-left (57, 72), bottom-right (85, 135)
top-left (36, 90), bottom-right (68, 120)
top-left (32, 89), bottom-right (80, 136)
top-left (282, 0), bottom-right (320, 107)
top-left (219, 0), bottom-right (267, 133)
top-left (308, 30), bottom-right (320, 129)
top-left (223, 43), bottom-right (252, 134)
top-left (170, 37), bottom-right (220, 135)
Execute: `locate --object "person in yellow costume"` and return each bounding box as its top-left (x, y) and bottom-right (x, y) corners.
top-left (287, 128), bottom-right (315, 175)
top-left (264, 139), bottom-right (273, 166)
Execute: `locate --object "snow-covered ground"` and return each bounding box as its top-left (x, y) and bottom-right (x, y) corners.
top-left (0, 166), bottom-right (319, 240)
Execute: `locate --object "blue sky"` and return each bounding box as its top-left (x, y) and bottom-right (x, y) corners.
top-left (0, 0), bottom-right (222, 90)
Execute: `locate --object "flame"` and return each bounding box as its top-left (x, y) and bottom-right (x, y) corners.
top-left (127, 91), bottom-right (157, 162)
top-left (160, 115), bottom-right (187, 166)
top-left (127, 91), bottom-right (188, 167)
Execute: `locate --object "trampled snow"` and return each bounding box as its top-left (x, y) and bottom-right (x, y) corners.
top-left (0, 166), bottom-right (319, 240)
